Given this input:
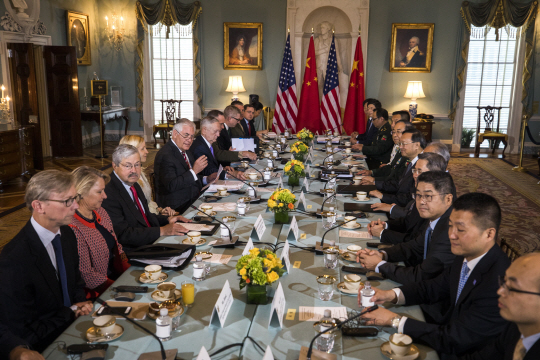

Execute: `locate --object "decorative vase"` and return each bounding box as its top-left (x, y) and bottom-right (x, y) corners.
top-left (246, 284), bottom-right (268, 304)
top-left (302, 139), bottom-right (312, 147)
top-left (288, 173), bottom-right (300, 186)
top-left (293, 152), bottom-right (306, 161)
top-left (274, 210), bottom-right (290, 224)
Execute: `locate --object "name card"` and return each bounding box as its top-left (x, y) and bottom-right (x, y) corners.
top-left (301, 177), bottom-right (310, 192)
top-left (268, 282), bottom-right (286, 328)
top-left (286, 216), bottom-right (299, 242)
top-left (297, 191), bottom-right (307, 211)
top-left (242, 238), bottom-right (255, 256)
top-left (280, 240), bottom-right (292, 273)
top-left (249, 215), bottom-right (266, 241)
top-left (277, 176), bottom-right (284, 189)
top-left (196, 347), bottom-right (211, 360)
top-left (305, 152), bottom-right (313, 165)
top-left (209, 280), bottom-right (233, 328)
top-left (306, 164), bottom-right (311, 176)
top-left (262, 345), bottom-right (275, 360)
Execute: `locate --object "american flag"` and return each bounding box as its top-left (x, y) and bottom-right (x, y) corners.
top-left (321, 35), bottom-right (341, 132)
top-left (272, 33), bottom-right (298, 132)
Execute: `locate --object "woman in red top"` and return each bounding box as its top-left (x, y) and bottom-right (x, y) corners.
top-left (70, 166), bottom-right (130, 299)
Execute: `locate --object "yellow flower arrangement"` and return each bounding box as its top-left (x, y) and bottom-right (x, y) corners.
top-left (297, 127), bottom-right (314, 141)
top-left (236, 248), bottom-right (285, 288)
top-left (290, 141), bottom-right (309, 154)
top-left (267, 188), bottom-right (297, 213)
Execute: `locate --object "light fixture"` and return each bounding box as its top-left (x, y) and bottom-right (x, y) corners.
top-left (404, 81), bottom-right (426, 119)
top-left (225, 76), bottom-right (246, 102)
top-left (105, 12), bottom-right (125, 51)
top-left (0, 84), bottom-right (12, 125)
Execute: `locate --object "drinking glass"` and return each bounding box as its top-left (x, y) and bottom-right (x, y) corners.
top-left (316, 275), bottom-right (336, 301)
top-left (315, 321), bottom-right (337, 352)
top-left (323, 247), bottom-right (339, 269)
top-left (181, 280), bottom-right (195, 307)
top-left (321, 210), bottom-right (336, 230)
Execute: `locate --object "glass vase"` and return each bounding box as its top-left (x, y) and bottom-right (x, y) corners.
top-left (246, 284), bottom-right (268, 305)
top-left (288, 173), bottom-right (300, 186)
top-left (302, 139), bottom-right (312, 147)
top-left (293, 152), bottom-right (306, 161)
top-left (274, 210), bottom-right (290, 224)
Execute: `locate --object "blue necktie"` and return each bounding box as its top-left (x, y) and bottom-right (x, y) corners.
top-left (210, 145), bottom-right (215, 159)
top-left (456, 261), bottom-right (470, 303)
top-left (51, 234), bottom-right (71, 307)
top-left (423, 226), bottom-right (433, 260)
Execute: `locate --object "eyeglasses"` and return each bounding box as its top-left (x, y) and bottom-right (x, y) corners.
top-left (178, 132), bottom-right (195, 141)
top-left (415, 193), bottom-right (448, 202)
top-left (231, 117), bottom-right (242, 122)
top-left (398, 141), bottom-right (415, 147)
top-left (120, 162), bottom-right (142, 170)
top-left (412, 169), bottom-right (424, 175)
top-left (499, 276), bottom-right (540, 296)
top-left (45, 193), bottom-right (81, 207)
top-left (391, 130), bottom-right (404, 135)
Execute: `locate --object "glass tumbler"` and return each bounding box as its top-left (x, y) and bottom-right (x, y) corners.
top-left (316, 275), bottom-right (336, 301)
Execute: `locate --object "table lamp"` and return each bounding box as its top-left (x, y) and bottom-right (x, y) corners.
top-left (225, 76), bottom-right (246, 102)
top-left (403, 81), bottom-right (425, 119)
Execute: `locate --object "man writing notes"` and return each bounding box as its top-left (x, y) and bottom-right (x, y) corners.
top-left (102, 144), bottom-right (190, 250)
top-left (0, 170), bottom-right (90, 354)
top-left (358, 193), bottom-right (510, 359)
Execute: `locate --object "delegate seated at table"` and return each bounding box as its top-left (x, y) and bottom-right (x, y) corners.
top-left (0, 322), bottom-right (45, 360)
top-left (0, 170), bottom-right (91, 353)
top-left (359, 193), bottom-right (510, 359)
top-left (352, 108), bottom-right (394, 170)
top-left (102, 144), bottom-right (190, 251)
top-left (349, 98), bottom-right (381, 146)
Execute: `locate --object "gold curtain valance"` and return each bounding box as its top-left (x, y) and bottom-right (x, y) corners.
top-left (135, 0), bottom-right (202, 38)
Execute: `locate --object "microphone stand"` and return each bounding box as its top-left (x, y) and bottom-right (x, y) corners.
top-left (315, 217), bottom-right (357, 255)
top-left (190, 205), bottom-right (239, 248)
top-left (95, 298), bottom-right (167, 360)
top-left (321, 149), bottom-right (343, 168)
top-left (305, 305), bottom-right (379, 360)
top-left (316, 180), bottom-right (355, 217)
top-left (226, 170), bottom-right (261, 202)
top-left (248, 163), bottom-right (271, 187)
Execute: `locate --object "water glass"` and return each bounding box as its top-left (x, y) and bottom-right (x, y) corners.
top-left (323, 247), bottom-right (339, 269)
top-left (192, 261), bottom-right (206, 281)
top-left (321, 211), bottom-right (336, 230)
top-left (237, 199), bottom-right (247, 216)
top-left (316, 275), bottom-right (336, 301)
top-left (315, 322), bottom-right (337, 352)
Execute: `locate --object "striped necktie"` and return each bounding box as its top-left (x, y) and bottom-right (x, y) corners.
top-left (513, 338), bottom-right (526, 360)
top-left (456, 261), bottom-right (470, 303)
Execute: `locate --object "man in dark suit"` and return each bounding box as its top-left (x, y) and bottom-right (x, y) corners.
top-left (0, 170), bottom-right (91, 353)
top-left (353, 108), bottom-right (395, 170)
top-left (460, 252), bottom-right (540, 360)
top-left (358, 171), bottom-right (456, 286)
top-left (102, 144), bottom-right (190, 250)
top-left (0, 323), bottom-right (45, 360)
top-left (350, 98), bottom-right (381, 145)
top-left (360, 193), bottom-right (510, 359)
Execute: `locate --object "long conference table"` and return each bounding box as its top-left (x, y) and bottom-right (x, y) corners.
top-left (43, 138), bottom-right (440, 360)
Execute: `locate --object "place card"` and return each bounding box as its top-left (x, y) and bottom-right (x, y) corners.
top-left (293, 261), bottom-right (301, 268)
top-left (268, 282), bottom-right (286, 328)
top-left (277, 176), bottom-right (284, 189)
top-left (242, 239), bottom-right (255, 256)
top-left (209, 280), bottom-right (233, 328)
top-left (299, 306), bottom-right (347, 321)
top-left (301, 177), bottom-right (310, 193)
top-left (196, 346), bottom-right (211, 360)
top-left (285, 216), bottom-right (299, 242)
top-left (249, 215), bottom-right (266, 241)
top-left (306, 164), bottom-right (311, 176)
top-left (286, 308), bottom-right (296, 320)
top-left (297, 191), bottom-right (307, 211)
top-left (305, 152), bottom-right (313, 165)
top-left (200, 202), bottom-right (236, 212)
top-left (339, 230), bottom-right (373, 239)
top-left (263, 345), bottom-right (275, 360)
top-left (280, 240), bottom-right (291, 273)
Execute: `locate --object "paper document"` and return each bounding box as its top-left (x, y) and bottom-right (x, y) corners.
top-left (181, 224), bottom-right (215, 232)
top-left (316, 136), bottom-right (340, 144)
top-left (199, 202), bottom-right (236, 212)
top-left (232, 138), bottom-right (256, 152)
top-left (191, 253), bottom-right (232, 265)
top-left (299, 306), bottom-right (348, 321)
top-left (339, 230), bottom-right (373, 239)
top-left (131, 249), bottom-right (192, 268)
top-left (257, 187), bottom-right (276, 193)
top-left (207, 181), bottom-right (244, 192)
top-left (201, 165), bottom-right (223, 192)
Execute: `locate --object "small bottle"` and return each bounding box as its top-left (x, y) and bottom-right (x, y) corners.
top-left (361, 281), bottom-right (375, 308)
top-left (192, 255), bottom-right (205, 281)
top-left (316, 309), bottom-right (335, 352)
top-left (156, 308), bottom-right (171, 341)
top-left (328, 207), bottom-right (336, 225)
top-left (263, 168), bottom-right (271, 181)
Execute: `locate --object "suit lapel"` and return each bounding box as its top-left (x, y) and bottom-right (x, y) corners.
top-left (455, 245), bottom-right (498, 307)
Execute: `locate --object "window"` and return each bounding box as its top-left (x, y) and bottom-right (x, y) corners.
top-left (462, 25), bottom-right (519, 147)
top-left (150, 24), bottom-right (194, 128)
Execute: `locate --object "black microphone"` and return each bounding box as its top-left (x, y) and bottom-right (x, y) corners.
top-left (95, 298), bottom-right (166, 360)
top-left (225, 170), bottom-right (259, 200)
top-left (321, 148), bottom-right (343, 168)
top-left (319, 179), bottom-right (355, 212)
top-left (315, 217), bottom-right (358, 255)
top-left (190, 205), bottom-right (238, 247)
top-left (306, 305), bottom-right (379, 359)
top-left (248, 163), bottom-right (272, 187)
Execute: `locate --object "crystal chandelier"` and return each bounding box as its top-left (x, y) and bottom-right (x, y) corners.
top-left (105, 12), bottom-right (125, 51)
top-left (0, 85), bottom-right (12, 125)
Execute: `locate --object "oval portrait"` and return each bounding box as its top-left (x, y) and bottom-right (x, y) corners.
top-left (71, 19), bottom-right (87, 58)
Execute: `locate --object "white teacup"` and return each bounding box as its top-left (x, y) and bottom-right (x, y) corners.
top-left (344, 274), bottom-right (362, 289)
top-left (389, 333), bottom-right (413, 356)
top-left (187, 231), bottom-right (201, 244)
top-left (247, 173), bottom-right (258, 180)
top-left (157, 282), bottom-right (177, 300)
top-left (356, 191), bottom-right (367, 201)
top-left (145, 264), bottom-right (162, 280)
top-left (93, 315), bottom-right (116, 335)
top-left (353, 176), bottom-right (363, 185)
top-left (349, 165), bottom-right (358, 173)
top-left (200, 205), bottom-right (213, 213)
top-left (216, 187), bottom-right (227, 196)
top-left (345, 141), bottom-right (351, 146)
top-left (264, 151), bottom-right (271, 158)
top-left (241, 161), bottom-right (249, 168)
top-left (345, 148), bottom-right (351, 154)
top-left (344, 216), bottom-right (357, 227)
top-left (347, 245), bottom-right (362, 254)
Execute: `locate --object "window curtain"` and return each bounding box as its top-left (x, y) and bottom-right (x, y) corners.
top-left (448, 0), bottom-right (538, 133)
top-left (135, 0), bottom-right (203, 115)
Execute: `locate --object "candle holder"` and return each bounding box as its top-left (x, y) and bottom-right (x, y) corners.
top-left (0, 84), bottom-right (12, 125)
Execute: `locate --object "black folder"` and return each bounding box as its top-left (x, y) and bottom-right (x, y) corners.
top-left (344, 202), bottom-right (386, 213)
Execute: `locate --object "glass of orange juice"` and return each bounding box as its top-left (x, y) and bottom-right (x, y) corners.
top-left (181, 280), bottom-right (195, 307)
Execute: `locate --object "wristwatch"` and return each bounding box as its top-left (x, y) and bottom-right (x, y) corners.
top-left (391, 315), bottom-right (402, 330)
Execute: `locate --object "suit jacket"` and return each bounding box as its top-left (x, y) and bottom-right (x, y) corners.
top-left (240, 118), bottom-right (256, 137)
top-left (0, 323), bottom-right (27, 359)
top-left (0, 221), bottom-right (86, 352)
top-left (231, 123), bottom-right (245, 138)
top-left (381, 203), bottom-right (424, 245)
top-left (390, 199), bottom-right (415, 220)
top-left (363, 122), bottom-right (394, 169)
top-left (372, 150), bottom-right (402, 181)
top-left (401, 244), bottom-right (511, 359)
top-left (153, 140), bottom-right (203, 213)
top-left (191, 135), bottom-right (226, 180)
top-left (459, 322), bottom-right (540, 360)
top-left (102, 172), bottom-right (169, 249)
top-left (356, 118), bottom-right (377, 145)
top-left (217, 126), bottom-right (233, 151)
top-left (377, 159), bottom-right (415, 207)
top-left (379, 206), bottom-right (455, 286)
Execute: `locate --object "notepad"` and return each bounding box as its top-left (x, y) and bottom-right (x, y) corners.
top-left (232, 138), bottom-right (256, 152)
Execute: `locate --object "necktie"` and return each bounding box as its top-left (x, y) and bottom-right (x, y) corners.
top-left (130, 186), bottom-right (151, 227)
top-left (210, 145), bottom-right (215, 159)
top-left (406, 161), bottom-right (413, 174)
top-left (51, 234), bottom-right (71, 307)
top-left (423, 226), bottom-right (433, 259)
top-left (182, 152), bottom-right (191, 169)
top-left (513, 338), bottom-right (526, 360)
top-left (228, 128), bottom-right (231, 138)
top-left (456, 261), bottom-right (470, 303)
top-left (246, 121), bottom-right (251, 136)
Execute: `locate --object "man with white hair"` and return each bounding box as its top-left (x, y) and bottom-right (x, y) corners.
top-left (154, 119), bottom-right (213, 214)
top-left (400, 36), bottom-right (425, 68)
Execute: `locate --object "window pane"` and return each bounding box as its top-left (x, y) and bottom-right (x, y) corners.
top-left (464, 85), bottom-right (481, 107)
top-left (465, 63), bottom-right (483, 85)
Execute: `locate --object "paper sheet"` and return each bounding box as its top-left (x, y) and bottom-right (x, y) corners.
top-left (180, 224), bottom-right (215, 232)
top-left (339, 230), bottom-right (373, 239)
top-left (299, 306), bottom-right (348, 321)
top-left (199, 202), bottom-right (237, 212)
top-left (257, 187), bottom-right (276, 193)
top-left (232, 138), bottom-right (256, 152)
top-left (316, 136), bottom-right (340, 144)
top-left (207, 181), bottom-right (244, 192)
top-left (191, 253), bottom-right (232, 265)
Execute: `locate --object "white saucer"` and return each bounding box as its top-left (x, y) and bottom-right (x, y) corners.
top-left (86, 324), bottom-right (124, 343)
top-left (380, 341), bottom-right (419, 360)
top-left (182, 238), bottom-right (207, 246)
top-left (352, 197), bottom-right (371, 202)
top-left (151, 289), bottom-right (182, 302)
top-left (139, 272), bottom-right (168, 284)
top-left (340, 252), bottom-right (357, 262)
top-left (337, 281), bottom-right (361, 295)
top-left (198, 211), bottom-right (217, 217)
top-left (341, 222), bottom-right (362, 230)
top-left (215, 192), bottom-right (231, 197)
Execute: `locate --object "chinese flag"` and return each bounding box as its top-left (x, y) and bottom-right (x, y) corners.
top-left (343, 34), bottom-right (366, 135)
top-left (296, 35), bottom-right (321, 133)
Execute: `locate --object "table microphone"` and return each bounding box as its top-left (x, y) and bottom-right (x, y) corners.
top-left (248, 163), bottom-right (272, 187)
top-left (315, 217), bottom-right (357, 255)
top-left (225, 170), bottom-right (260, 201)
top-left (190, 205), bottom-right (239, 247)
top-left (95, 298), bottom-right (167, 360)
top-left (321, 148), bottom-right (344, 167)
top-left (305, 305), bottom-right (379, 360)
top-left (318, 179), bottom-right (355, 213)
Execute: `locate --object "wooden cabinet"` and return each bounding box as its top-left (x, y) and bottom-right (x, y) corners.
top-left (0, 126), bottom-right (35, 191)
top-left (413, 121), bottom-right (433, 143)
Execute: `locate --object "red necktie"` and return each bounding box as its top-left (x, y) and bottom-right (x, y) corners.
top-left (130, 186), bottom-right (150, 227)
top-left (182, 152), bottom-right (191, 169)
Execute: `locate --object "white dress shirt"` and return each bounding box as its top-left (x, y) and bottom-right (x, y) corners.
top-left (170, 139), bottom-right (198, 181)
top-left (30, 216), bottom-right (60, 272)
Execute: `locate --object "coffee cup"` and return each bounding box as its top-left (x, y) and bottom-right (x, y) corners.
top-left (247, 172), bottom-right (258, 180)
top-left (347, 245), bottom-right (362, 254)
top-left (345, 141), bottom-right (351, 147)
top-left (145, 264), bottom-right (162, 280)
top-left (264, 151), bottom-right (271, 158)
top-left (216, 187), bottom-right (227, 196)
top-left (93, 315), bottom-right (116, 335)
top-left (344, 216), bottom-right (357, 227)
top-left (345, 148), bottom-right (351, 154)
top-left (241, 160), bottom-right (249, 168)
top-left (200, 205), bottom-right (213, 214)
top-left (349, 165), bottom-right (358, 173)
top-left (157, 282), bottom-right (177, 300)
top-left (187, 231), bottom-right (201, 244)
top-left (344, 274), bottom-right (362, 289)
top-left (356, 191), bottom-right (367, 201)
top-left (353, 176), bottom-right (363, 185)
top-left (389, 333), bottom-right (413, 356)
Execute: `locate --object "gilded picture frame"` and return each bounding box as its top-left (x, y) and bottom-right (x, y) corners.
top-left (66, 11), bottom-right (91, 66)
top-left (224, 22), bottom-right (263, 70)
top-left (390, 23), bottom-right (434, 73)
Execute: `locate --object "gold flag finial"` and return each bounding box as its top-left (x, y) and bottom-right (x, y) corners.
top-left (359, 24), bottom-right (361, 35)
top-left (311, 27), bottom-right (314, 34)
top-left (288, 27), bottom-right (290, 33)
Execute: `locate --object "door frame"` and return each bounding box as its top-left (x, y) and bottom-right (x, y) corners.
top-left (0, 31), bottom-right (52, 157)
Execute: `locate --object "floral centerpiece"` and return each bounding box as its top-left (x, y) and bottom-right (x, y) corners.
top-left (236, 248), bottom-right (285, 304)
top-left (284, 159), bottom-right (306, 187)
top-left (297, 127), bottom-right (314, 146)
top-left (290, 141), bottom-right (309, 161)
top-left (267, 188), bottom-right (296, 224)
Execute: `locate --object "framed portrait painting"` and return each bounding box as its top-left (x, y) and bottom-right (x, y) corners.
top-left (224, 22), bottom-right (263, 70)
top-left (66, 11), bottom-right (91, 65)
top-left (390, 23), bottom-right (434, 73)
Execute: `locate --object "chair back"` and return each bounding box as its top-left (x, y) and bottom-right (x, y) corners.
top-left (476, 106), bottom-right (502, 133)
top-left (500, 237), bottom-right (520, 262)
top-left (160, 99), bottom-right (182, 128)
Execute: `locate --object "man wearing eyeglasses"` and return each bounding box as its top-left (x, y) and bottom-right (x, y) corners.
top-left (459, 252), bottom-right (540, 360)
top-left (213, 107), bottom-right (257, 165)
top-left (358, 193), bottom-right (510, 359)
top-left (0, 170), bottom-right (91, 355)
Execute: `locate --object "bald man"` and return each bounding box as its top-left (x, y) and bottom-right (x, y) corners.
top-left (460, 252), bottom-right (540, 360)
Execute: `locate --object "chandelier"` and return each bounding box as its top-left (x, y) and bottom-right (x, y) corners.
top-left (105, 12), bottom-right (125, 51)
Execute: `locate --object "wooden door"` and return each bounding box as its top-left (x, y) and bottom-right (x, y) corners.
top-left (8, 43), bottom-right (44, 169)
top-left (43, 46), bottom-right (82, 157)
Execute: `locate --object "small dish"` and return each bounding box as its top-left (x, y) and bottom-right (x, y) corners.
top-left (147, 301), bottom-right (185, 320)
top-left (341, 222), bottom-right (362, 230)
top-left (380, 341), bottom-right (420, 360)
top-left (139, 272), bottom-right (168, 284)
top-left (214, 192), bottom-right (231, 197)
top-left (337, 281), bottom-right (362, 295)
top-left (197, 211), bottom-right (217, 217)
top-left (352, 197), bottom-right (371, 202)
top-left (194, 251), bottom-right (213, 259)
top-left (151, 289), bottom-right (182, 302)
top-left (86, 324), bottom-right (124, 343)
top-left (340, 252), bottom-right (357, 262)
top-left (182, 238), bottom-right (207, 247)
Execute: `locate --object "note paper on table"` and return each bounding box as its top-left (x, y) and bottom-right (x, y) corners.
top-left (181, 224), bottom-right (215, 232)
top-left (299, 307), bottom-right (348, 321)
top-left (339, 230), bottom-right (373, 239)
top-left (199, 203), bottom-right (237, 212)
